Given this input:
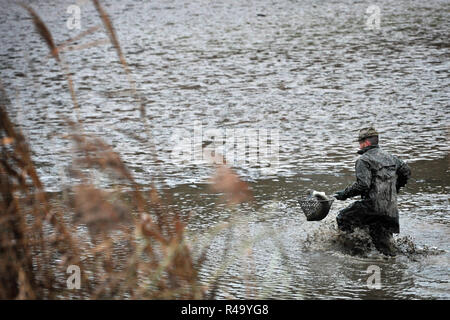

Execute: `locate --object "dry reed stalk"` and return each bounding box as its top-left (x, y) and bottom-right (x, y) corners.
top-left (91, 0), bottom-right (159, 175)
top-left (56, 25), bottom-right (102, 53)
top-left (61, 39), bottom-right (110, 53)
top-left (20, 4), bottom-right (81, 123)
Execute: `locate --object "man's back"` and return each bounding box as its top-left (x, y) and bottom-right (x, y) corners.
top-left (358, 146), bottom-right (406, 221)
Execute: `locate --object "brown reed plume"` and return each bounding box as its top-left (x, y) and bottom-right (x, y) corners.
top-left (19, 3), bottom-right (82, 122)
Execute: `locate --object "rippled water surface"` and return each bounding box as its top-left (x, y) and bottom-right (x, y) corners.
top-left (1, 0), bottom-right (449, 299)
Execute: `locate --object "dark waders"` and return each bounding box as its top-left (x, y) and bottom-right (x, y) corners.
top-left (336, 201), bottom-right (396, 255)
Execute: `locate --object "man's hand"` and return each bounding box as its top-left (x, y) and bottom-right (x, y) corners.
top-left (333, 191), bottom-right (347, 201)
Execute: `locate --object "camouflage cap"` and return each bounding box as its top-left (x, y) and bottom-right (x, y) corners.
top-left (355, 126), bottom-right (379, 142)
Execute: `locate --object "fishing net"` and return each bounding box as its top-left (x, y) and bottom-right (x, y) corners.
top-left (299, 197), bottom-right (335, 221)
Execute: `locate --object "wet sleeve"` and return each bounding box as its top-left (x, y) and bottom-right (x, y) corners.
top-left (394, 156), bottom-right (411, 192)
top-left (342, 159), bottom-right (372, 199)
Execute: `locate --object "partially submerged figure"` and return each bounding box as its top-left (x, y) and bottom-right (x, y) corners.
top-left (334, 127), bottom-right (411, 255)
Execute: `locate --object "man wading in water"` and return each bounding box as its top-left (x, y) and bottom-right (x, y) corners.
top-left (334, 127), bottom-right (411, 255)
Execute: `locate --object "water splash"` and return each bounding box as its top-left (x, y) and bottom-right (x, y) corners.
top-left (301, 218), bottom-right (445, 259)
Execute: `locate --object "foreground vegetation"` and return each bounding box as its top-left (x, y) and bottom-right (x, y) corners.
top-left (0, 1), bottom-right (252, 299)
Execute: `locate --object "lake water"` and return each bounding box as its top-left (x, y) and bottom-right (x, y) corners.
top-left (0, 0), bottom-right (449, 299)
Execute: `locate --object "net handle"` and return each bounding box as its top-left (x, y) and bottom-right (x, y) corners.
top-left (299, 197), bottom-right (336, 203)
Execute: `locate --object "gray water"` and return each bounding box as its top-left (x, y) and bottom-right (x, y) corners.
top-left (0, 0), bottom-right (449, 299)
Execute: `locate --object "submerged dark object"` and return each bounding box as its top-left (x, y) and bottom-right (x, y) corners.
top-left (299, 190), bottom-right (335, 221)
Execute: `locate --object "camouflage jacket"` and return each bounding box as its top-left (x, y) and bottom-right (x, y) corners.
top-left (341, 145), bottom-right (411, 225)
